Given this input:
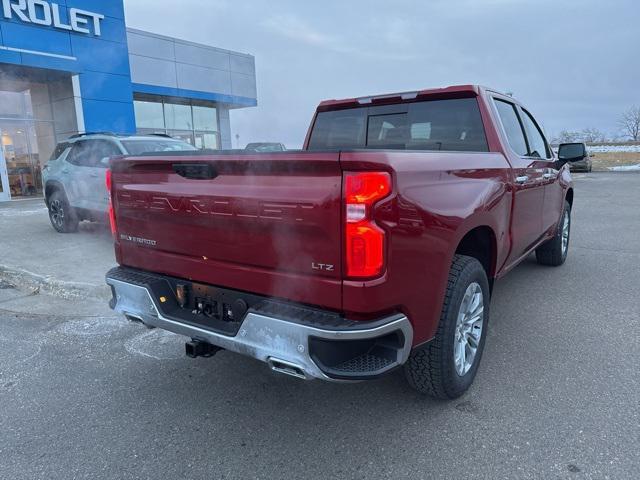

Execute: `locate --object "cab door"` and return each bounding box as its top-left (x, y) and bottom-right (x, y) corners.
top-left (519, 107), bottom-right (564, 233)
top-left (492, 98), bottom-right (547, 264)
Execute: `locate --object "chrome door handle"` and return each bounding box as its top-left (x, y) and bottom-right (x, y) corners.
top-left (62, 169), bottom-right (69, 174)
top-left (515, 175), bottom-right (529, 184)
top-left (542, 173), bottom-right (555, 179)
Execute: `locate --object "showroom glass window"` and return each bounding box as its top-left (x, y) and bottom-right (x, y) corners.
top-left (0, 78), bottom-right (56, 198)
top-left (134, 99), bottom-right (220, 149)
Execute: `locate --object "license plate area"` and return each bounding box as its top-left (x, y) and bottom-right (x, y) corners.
top-left (145, 275), bottom-right (268, 336)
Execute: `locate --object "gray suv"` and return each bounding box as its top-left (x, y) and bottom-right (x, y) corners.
top-left (43, 133), bottom-right (196, 233)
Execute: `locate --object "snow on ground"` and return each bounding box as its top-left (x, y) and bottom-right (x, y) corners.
top-left (609, 164), bottom-right (640, 171)
top-left (0, 206), bottom-right (48, 217)
top-left (587, 144), bottom-right (640, 153)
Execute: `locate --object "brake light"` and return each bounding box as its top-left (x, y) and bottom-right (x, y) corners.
top-left (344, 172), bottom-right (391, 278)
top-left (105, 169), bottom-right (116, 237)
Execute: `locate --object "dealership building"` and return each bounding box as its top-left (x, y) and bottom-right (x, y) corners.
top-left (0, 0), bottom-right (257, 202)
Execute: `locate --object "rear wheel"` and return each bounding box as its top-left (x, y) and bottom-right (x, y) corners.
top-left (48, 190), bottom-right (78, 233)
top-left (404, 255), bottom-right (489, 399)
top-left (535, 201), bottom-right (571, 266)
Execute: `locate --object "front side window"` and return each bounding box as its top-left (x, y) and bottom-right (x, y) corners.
top-left (308, 98), bottom-right (488, 152)
top-left (520, 109), bottom-right (550, 159)
top-left (494, 99), bottom-right (528, 157)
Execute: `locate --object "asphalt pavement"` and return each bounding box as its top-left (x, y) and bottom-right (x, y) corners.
top-left (0, 198), bottom-right (115, 299)
top-left (0, 173), bottom-right (638, 480)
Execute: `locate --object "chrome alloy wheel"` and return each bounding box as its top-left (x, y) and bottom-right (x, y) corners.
top-left (561, 210), bottom-right (570, 255)
top-left (454, 282), bottom-right (484, 376)
top-left (49, 199), bottom-right (65, 229)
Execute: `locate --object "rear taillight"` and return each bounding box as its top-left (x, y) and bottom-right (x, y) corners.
top-left (344, 172), bottom-right (392, 278)
top-left (105, 169), bottom-right (116, 237)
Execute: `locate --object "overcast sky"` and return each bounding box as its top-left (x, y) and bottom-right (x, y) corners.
top-left (125, 0), bottom-right (639, 148)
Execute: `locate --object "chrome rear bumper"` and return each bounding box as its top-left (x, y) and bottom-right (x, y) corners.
top-left (106, 269), bottom-right (413, 381)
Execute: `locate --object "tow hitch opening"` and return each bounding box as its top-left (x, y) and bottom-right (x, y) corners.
top-left (185, 340), bottom-right (222, 358)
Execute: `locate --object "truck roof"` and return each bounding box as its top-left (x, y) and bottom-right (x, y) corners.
top-left (317, 84), bottom-right (491, 111)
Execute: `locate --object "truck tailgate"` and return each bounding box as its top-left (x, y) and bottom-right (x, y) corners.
top-left (110, 152), bottom-right (343, 310)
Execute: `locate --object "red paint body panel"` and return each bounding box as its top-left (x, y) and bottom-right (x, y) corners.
top-left (110, 85), bottom-right (573, 347)
top-left (111, 153), bottom-right (344, 311)
top-left (339, 151), bottom-right (512, 344)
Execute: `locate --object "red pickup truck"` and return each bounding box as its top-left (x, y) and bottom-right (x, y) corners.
top-left (106, 85), bottom-right (573, 399)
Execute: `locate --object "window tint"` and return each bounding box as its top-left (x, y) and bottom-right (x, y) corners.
top-left (521, 109), bottom-right (550, 158)
top-left (494, 100), bottom-right (528, 156)
top-left (308, 108), bottom-right (367, 149)
top-left (367, 113), bottom-right (409, 148)
top-left (67, 140), bottom-right (121, 167)
top-left (308, 98), bottom-right (488, 152)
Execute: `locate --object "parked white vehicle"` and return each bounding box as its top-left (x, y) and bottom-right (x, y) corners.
top-left (42, 133), bottom-right (196, 233)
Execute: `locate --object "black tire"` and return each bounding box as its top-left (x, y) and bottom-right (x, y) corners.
top-left (404, 255), bottom-right (490, 399)
top-left (47, 190), bottom-right (79, 233)
top-left (535, 201), bottom-right (571, 266)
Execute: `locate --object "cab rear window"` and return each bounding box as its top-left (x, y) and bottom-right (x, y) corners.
top-left (308, 98), bottom-right (488, 152)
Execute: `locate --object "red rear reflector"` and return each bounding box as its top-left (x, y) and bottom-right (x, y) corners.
top-left (105, 169), bottom-right (116, 237)
top-left (344, 172), bottom-right (391, 278)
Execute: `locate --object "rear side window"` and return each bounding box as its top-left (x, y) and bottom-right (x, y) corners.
top-left (308, 98), bottom-right (488, 152)
top-left (494, 99), bottom-right (528, 157)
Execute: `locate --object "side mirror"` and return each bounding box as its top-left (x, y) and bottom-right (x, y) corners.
top-left (558, 143), bottom-right (587, 162)
top-left (99, 156), bottom-right (110, 167)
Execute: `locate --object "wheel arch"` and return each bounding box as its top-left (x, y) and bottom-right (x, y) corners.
top-left (454, 225), bottom-right (498, 293)
top-left (565, 188), bottom-right (574, 209)
top-left (44, 181), bottom-right (66, 206)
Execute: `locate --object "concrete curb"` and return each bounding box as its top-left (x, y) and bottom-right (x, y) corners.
top-left (0, 265), bottom-right (110, 301)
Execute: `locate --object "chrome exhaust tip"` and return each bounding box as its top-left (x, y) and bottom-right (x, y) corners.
top-left (267, 357), bottom-right (308, 380)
